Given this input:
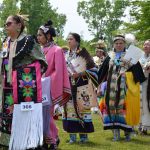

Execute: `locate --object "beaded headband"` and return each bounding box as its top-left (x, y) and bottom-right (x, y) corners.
top-left (113, 36), bottom-right (125, 42)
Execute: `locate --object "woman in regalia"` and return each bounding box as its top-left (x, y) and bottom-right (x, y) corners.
top-left (98, 35), bottom-right (145, 141)
top-left (63, 33), bottom-right (98, 143)
top-left (139, 39), bottom-right (150, 135)
top-left (0, 15), bottom-right (47, 150)
top-left (37, 20), bottom-right (71, 150)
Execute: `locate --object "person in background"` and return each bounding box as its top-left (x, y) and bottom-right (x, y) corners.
top-left (93, 40), bottom-right (107, 96)
top-left (139, 39), bottom-right (150, 135)
top-left (93, 40), bottom-right (107, 68)
top-left (37, 20), bottom-right (71, 150)
top-left (63, 32), bottom-right (98, 144)
top-left (92, 40), bottom-right (107, 113)
top-left (0, 15), bottom-right (47, 150)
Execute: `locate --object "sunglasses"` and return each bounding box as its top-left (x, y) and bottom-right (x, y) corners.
top-left (4, 22), bottom-right (13, 27)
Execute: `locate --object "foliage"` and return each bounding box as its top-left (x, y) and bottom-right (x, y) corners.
top-left (77, 0), bottom-right (129, 48)
top-left (0, 39), bottom-right (2, 50)
top-left (81, 39), bottom-right (96, 56)
top-left (55, 36), bottom-right (95, 56)
top-left (0, 0), bottom-right (66, 36)
top-left (20, 0), bottom-right (66, 36)
top-left (0, 28), bottom-right (3, 50)
top-left (54, 36), bottom-right (67, 48)
top-left (0, 0), bottom-right (18, 44)
top-left (125, 0), bottom-right (150, 41)
top-left (0, 0), bottom-right (19, 26)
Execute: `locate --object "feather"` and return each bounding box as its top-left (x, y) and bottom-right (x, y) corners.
top-left (125, 33), bottom-right (136, 45)
top-left (108, 51), bottom-right (115, 60)
top-left (71, 56), bottom-right (86, 73)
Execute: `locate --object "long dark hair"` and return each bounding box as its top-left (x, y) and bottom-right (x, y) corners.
top-left (68, 32), bottom-right (81, 49)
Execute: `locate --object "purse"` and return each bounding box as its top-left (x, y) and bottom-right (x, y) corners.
top-left (76, 79), bottom-right (97, 111)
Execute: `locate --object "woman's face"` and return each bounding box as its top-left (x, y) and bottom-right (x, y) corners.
top-left (5, 16), bottom-right (21, 36)
top-left (67, 34), bottom-right (78, 50)
top-left (113, 39), bottom-right (125, 52)
top-left (96, 49), bottom-right (104, 58)
top-left (37, 30), bottom-right (47, 46)
top-left (143, 41), bottom-right (150, 54)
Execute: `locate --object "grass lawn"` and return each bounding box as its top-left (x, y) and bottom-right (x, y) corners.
top-left (56, 114), bottom-right (150, 150)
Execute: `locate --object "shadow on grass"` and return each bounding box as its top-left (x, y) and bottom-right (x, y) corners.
top-left (63, 141), bottom-right (111, 149)
top-left (105, 137), bottom-right (150, 146)
top-left (130, 138), bottom-right (150, 145)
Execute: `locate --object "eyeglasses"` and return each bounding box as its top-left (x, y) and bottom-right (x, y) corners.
top-left (4, 22), bottom-right (13, 27)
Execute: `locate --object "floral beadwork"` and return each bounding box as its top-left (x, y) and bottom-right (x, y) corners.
top-left (17, 67), bottom-right (37, 103)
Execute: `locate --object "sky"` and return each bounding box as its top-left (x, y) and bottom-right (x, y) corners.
top-left (0, 0), bottom-right (92, 40)
top-left (50, 0), bottom-right (131, 40)
top-left (0, 0), bottom-right (131, 41)
top-left (50, 0), bottom-right (93, 40)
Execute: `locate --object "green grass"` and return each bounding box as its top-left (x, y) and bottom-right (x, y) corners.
top-left (56, 114), bottom-right (150, 150)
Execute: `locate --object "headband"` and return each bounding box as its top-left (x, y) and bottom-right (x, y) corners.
top-left (113, 36), bottom-right (125, 42)
top-left (39, 25), bottom-right (49, 33)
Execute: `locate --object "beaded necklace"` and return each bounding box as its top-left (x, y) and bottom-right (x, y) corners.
top-left (15, 37), bottom-right (28, 56)
top-left (66, 47), bottom-right (82, 64)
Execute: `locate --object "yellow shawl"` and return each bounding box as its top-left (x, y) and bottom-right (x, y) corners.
top-left (125, 72), bottom-right (140, 126)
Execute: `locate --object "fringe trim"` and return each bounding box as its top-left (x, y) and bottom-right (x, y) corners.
top-left (9, 103), bottom-right (43, 150)
top-left (52, 87), bottom-right (71, 106)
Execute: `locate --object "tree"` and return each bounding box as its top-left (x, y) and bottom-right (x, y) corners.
top-left (20, 0), bottom-right (43, 35)
top-left (125, 0), bottom-right (150, 41)
top-left (0, 0), bottom-right (19, 26)
top-left (20, 0), bottom-right (66, 36)
top-left (77, 0), bottom-right (129, 47)
top-left (0, 0), bottom-right (66, 36)
top-left (81, 39), bottom-right (96, 56)
top-left (0, 0), bottom-right (19, 45)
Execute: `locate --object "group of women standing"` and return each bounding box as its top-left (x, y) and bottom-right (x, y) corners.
top-left (0, 14), bottom-right (98, 150)
top-left (0, 15), bottom-right (71, 150)
top-left (0, 14), bottom-right (150, 150)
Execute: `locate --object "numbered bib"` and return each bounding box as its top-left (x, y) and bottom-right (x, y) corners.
top-left (21, 102), bottom-right (34, 111)
top-left (41, 76), bottom-right (52, 106)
